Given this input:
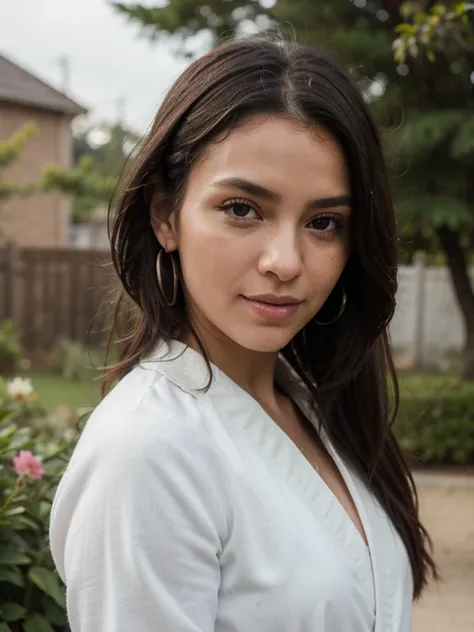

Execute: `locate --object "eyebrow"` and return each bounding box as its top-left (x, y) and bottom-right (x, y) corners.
top-left (213, 177), bottom-right (352, 210)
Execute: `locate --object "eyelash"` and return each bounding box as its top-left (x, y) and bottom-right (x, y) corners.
top-left (218, 198), bottom-right (345, 234)
top-left (218, 198), bottom-right (259, 221)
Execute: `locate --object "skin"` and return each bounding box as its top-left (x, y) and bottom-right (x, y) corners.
top-left (152, 114), bottom-right (366, 542)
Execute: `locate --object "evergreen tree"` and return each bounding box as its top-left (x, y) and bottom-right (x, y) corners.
top-left (114, 0), bottom-right (474, 378)
top-left (42, 121), bottom-right (140, 223)
top-left (41, 155), bottom-right (118, 224)
top-left (0, 123), bottom-right (37, 202)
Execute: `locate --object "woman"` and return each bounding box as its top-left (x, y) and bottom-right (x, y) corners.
top-left (50, 37), bottom-right (436, 631)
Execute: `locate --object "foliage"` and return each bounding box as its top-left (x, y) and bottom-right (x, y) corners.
top-left (113, 0), bottom-right (269, 53)
top-left (394, 1), bottom-right (474, 63)
top-left (0, 322), bottom-right (22, 377)
top-left (397, 373), bottom-right (474, 464)
top-left (74, 122), bottom-right (141, 180)
top-left (41, 155), bottom-right (117, 224)
top-left (0, 377), bottom-right (80, 631)
top-left (0, 124), bottom-right (38, 202)
top-left (45, 338), bottom-right (107, 384)
top-left (44, 120), bottom-right (141, 223)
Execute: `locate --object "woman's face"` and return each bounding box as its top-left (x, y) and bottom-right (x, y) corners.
top-left (155, 114), bottom-right (352, 353)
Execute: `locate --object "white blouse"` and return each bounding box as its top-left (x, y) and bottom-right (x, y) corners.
top-left (50, 339), bottom-right (413, 632)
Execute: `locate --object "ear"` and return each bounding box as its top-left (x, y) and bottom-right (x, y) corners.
top-left (149, 186), bottom-right (178, 252)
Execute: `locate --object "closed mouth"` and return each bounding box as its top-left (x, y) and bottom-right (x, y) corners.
top-left (244, 294), bottom-right (303, 306)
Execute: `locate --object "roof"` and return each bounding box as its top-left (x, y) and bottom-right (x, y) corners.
top-left (0, 54), bottom-right (87, 116)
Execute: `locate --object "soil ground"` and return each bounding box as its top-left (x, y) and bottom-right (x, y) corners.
top-left (413, 478), bottom-right (474, 632)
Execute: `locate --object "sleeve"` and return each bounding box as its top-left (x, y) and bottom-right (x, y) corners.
top-left (49, 420), bottom-right (225, 632)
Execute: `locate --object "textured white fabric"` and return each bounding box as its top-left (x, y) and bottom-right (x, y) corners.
top-left (50, 339), bottom-right (413, 632)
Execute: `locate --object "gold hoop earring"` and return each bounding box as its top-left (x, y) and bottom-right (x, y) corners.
top-left (156, 249), bottom-right (179, 307)
top-left (314, 288), bottom-right (347, 326)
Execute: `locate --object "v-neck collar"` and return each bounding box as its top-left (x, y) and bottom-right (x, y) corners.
top-left (141, 338), bottom-right (405, 629)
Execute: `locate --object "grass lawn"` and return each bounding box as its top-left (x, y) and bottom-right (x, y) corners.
top-left (30, 372), bottom-right (101, 413)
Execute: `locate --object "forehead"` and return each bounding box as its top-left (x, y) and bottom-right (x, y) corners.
top-left (190, 114), bottom-right (350, 196)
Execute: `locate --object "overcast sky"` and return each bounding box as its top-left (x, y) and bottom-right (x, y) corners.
top-left (0, 0), bottom-right (193, 134)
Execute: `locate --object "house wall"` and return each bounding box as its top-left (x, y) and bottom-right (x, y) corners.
top-left (0, 102), bottom-right (73, 247)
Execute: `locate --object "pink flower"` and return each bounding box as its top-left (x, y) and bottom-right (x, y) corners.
top-left (12, 451), bottom-right (45, 481)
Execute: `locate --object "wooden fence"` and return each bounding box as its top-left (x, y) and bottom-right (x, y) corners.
top-left (0, 241), bottom-right (118, 352)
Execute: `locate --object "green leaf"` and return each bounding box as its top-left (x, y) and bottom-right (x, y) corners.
top-left (455, 2), bottom-right (468, 17)
top-left (0, 623), bottom-right (13, 632)
top-left (0, 545), bottom-right (31, 565)
top-left (28, 566), bottom-right (66, 608)
top-left (0, 425), bottom-right (17, 449)
top-left (1, 602), bottom-right (27, 621)
top-left (0, 566), bottom-right (24, 587)
top-left (4, 531), bottom-right (29, 551)
top-left (432, 4), bottom-right (446, 17)
top-left (42, 595), bottom-right (67, 625)
top-left (9, 515), bottom-right (40, 530)
top-left (3, 506), bottom-right (26, 517)
top-left (0, 410), bottom-right (15, 425)
top-left (24, 614), bottom-right (55, 632)
top-left (395, 23), bottom-right (417, 35)
top-left (451, 115), bottom-right (474, 158)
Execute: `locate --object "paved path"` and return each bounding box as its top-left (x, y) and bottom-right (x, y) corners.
top-left (413, 478), bottom-right (474, 632)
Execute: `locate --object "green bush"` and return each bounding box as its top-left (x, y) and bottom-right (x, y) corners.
top-left (46, 338), bottom-right (108, 382)
top-left (0, 377), bottom-right (80, 631)
top-left (396, 374), bottom-right (474, 465)
top-left (0, 322), bottom-right (22, 377)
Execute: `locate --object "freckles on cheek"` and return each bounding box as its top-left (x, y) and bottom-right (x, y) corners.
top-left (181, 231), bottom-right (236, 285)
top-left (308, 249), bottom-right (348, 288)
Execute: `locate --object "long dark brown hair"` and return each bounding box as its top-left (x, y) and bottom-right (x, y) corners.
top-left (106, 37), bottom-right (437, 598)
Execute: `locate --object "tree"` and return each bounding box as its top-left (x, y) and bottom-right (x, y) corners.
top-left (393, 1), bottom-right (474, 63)
top-left (73, 121), bottom-right (141, 180)
top-left (41, 155), bottom-right (118, 224)
top-left (43, 121), bottom-right (140, 223)
top-left (113, 0), bottom-right (474, 378)
top-left (0, 123), bottom-right (38, 202)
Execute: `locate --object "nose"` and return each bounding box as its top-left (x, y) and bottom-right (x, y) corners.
top-left (257, 226), bottom-right (303, 282)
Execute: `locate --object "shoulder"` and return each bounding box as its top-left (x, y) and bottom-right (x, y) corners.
top-left (51, 360), bottom-right (231, 514)
top-left (75, 363), bottom-right (221, 466)
top-left (50, 365), bottom-right (230, 583)
top-left (52, 363), bottom-right (231, 523)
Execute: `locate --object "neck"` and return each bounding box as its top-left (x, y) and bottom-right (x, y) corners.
top-left (186, 330), bottom-right (281, 410)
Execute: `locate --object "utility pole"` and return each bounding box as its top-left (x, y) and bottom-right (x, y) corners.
top-left (116, 97), bottom-right (126, 125)
top-left (58, 56), bottom-right (70, 94)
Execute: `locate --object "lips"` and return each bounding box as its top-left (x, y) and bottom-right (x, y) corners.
top-left (244, 294), bottom-right (303, 306)
top-left (242, 295), bottom-right (303, 321)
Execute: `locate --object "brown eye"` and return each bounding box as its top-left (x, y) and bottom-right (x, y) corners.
top-left (307, 214), bottom-right (343, 233)
top-left (219, 198), bottom-right (260, 220)
top-left (311, 217), bottom-right (332, 230)
top-left (231, 202), bottom-right (254, 217)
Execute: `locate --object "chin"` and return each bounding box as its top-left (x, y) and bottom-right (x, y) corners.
top-left (230, 327), bottom-right (295, 354)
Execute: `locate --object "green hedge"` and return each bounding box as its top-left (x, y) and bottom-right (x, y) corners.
top-left (396, 374), bottom-right (474, 465)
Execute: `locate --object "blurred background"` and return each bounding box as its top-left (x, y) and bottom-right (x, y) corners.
top-left (0, 2), bottom-right (473, 631)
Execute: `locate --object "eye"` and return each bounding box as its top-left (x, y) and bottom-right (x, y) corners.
top-left (307, 213), bottom-right (344, 233)
top-left (219, 198), bottom-right (260, 221)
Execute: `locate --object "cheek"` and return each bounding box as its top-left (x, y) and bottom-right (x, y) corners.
top-left (306, 244), bottom-right (348, 293)
top-left (176, 213), bottom-right (250, 296)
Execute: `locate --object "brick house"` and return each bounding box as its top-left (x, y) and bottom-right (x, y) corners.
top-left (0, 54), bottom-right (86, 247)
